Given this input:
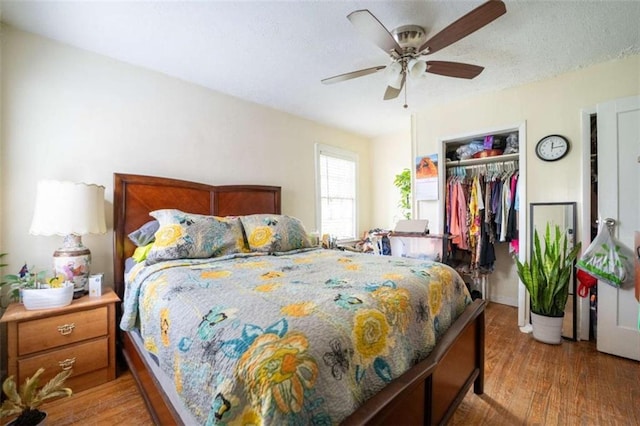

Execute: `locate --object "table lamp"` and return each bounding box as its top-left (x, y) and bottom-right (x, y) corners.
top-left (29, 180), bottom-right (106, 296)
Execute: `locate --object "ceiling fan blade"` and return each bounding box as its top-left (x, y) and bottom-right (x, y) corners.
top-left (419, 0), bottom-right (506, 55)
top-left (426, 61), bottom-right (484, 79)
top-left (321, 65), bottom-right (386, 85)
top-left (347, 10), bottom-right (402, 55)
top-left (383, 74), bottom-right (405, 100)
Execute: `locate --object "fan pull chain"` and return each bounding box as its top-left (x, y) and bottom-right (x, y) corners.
top-left (403, 77), bottom-right (408, 109)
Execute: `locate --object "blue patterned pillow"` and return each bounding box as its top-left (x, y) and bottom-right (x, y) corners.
top-left (145, 210), bottom-right (248, 265)
top-left (128, 220), bottom-right (159, 247)
top-left (240, 214), bottom-right (312, 253)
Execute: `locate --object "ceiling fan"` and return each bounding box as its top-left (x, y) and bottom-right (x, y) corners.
top-left (321, 0), bottom-right (507, 104)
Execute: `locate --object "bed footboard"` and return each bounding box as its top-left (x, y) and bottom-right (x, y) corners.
top-left (342, 298), bottom-right (486, 425)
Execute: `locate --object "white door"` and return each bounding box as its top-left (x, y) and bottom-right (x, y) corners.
top-left (596, 95), bottom-right (640, 361)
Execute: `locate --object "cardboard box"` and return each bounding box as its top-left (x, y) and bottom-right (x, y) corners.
top-left (89, 274), bottom-right (104, 297)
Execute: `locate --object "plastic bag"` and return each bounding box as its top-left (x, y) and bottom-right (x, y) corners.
top-left (456, 141), bottom-right (484, 160)
top-left (503, 133), bottom-right (519, 154)
top-left (576, 222), bottom-right (635, 288)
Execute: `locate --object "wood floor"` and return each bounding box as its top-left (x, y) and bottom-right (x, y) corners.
top-left (40, 303), bottom-right (639, 425)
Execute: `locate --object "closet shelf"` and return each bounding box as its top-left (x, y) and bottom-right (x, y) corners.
top-left (445, 153), bottom-right (519, 168)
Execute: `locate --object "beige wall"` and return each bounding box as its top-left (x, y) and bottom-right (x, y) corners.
top-left (370, 129), bottom-right (412, 231)
top-left (0, 26), bottom-right (373, 284)
top-left (412, 54), bottom-right (640, 304)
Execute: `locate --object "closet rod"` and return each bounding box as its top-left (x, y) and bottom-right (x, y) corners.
top-left (445, 152), bottom-right (519, 168)
top-left (446, 160), bottom-right (518, 177)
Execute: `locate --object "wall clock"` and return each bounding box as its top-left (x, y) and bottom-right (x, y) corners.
top-left (535, 134), bottom-right (570, 161)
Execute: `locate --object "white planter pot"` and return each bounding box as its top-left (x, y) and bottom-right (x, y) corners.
top-left (531, 312), bottom-right (564, 345)
top-left (22, 283), bottom-right (74, 311)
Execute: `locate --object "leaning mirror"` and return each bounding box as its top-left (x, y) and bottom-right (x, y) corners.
top-left (529, 202), bottom-right (578, 340)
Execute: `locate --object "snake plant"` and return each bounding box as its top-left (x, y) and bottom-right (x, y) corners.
top-left (516, 224), bottom-right (582, 317)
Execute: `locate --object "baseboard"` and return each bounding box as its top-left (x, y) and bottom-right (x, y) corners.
top-left (489, 295), bottom-right (518, 307)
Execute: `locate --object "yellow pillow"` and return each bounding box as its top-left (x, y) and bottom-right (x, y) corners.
top-left (132, 243), bottom-right (154, 263)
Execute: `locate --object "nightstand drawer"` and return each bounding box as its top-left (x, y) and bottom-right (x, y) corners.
top-left (18, 306), bottom-right (108, 356)
top-left (17, 337), bottom-right (109, 385)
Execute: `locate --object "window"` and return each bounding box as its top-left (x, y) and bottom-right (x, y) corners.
top-left (315, 144), bottom-right (358, 240)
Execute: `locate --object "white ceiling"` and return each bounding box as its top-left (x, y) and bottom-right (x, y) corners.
top-left (2, 1), bottom-right (639, 138)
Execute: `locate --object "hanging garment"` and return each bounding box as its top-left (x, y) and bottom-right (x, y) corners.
top-left (509, 173), bottom-right (521, 254)
top-left (506, 172), bottom-right (519, 242)
top-left (445, 176), bottom-right (452, 234)
top-left (450, 180), bottom-right (462, 246)
top-left (500, 172), bottom-right (512, 241)
top-left (479, 208), bottom-right (496, 270)
top-left (493, 179), bottom-right (503, 235)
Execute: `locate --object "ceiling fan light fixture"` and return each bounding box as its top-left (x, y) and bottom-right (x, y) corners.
top-left (388, 73), bottom-right (404, 89)
top-left (385, 61), bottom-right (403, 88)
top-left (408, 58), bottom-right (427, 79)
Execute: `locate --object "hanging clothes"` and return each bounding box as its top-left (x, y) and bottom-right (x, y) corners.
top-left (445, 160), bottom-right (519, 273)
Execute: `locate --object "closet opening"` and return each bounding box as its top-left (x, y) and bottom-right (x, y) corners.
top-left (441, 127), bottom-right (524, 308)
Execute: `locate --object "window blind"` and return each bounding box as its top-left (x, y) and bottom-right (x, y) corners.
top-left (318, 151), bottom-right (356, 240)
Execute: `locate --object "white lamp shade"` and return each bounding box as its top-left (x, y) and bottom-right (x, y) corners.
top-left (29, 180), bottom-right (107, 236)
top-left (408, 59), bottom-right (427, 79)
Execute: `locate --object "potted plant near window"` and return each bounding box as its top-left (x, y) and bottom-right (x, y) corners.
top-left (516, 223), bottom-right (581, 344)
top-left (1, 368), bottom-right (73, 425)
top-left (393, 168), bottom-right (411, 220)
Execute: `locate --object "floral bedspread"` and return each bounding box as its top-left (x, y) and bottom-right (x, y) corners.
top-left (120, 249), bottom-right (471, 425)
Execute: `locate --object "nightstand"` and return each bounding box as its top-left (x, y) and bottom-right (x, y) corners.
top-left (0, 289), bottom-right (120, 393)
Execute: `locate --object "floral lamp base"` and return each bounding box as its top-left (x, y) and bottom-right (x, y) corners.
top-left (53, 236), bottom-right (91, 295)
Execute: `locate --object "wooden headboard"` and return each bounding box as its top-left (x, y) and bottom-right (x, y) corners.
top-left (113, 173), bottom-right (281, 299)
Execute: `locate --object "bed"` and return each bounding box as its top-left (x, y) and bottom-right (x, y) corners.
top-left (113, 173), bottom-right (486, 425)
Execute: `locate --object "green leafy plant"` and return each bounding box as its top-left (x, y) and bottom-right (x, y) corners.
top-left (393, 168), bottom-right (411, 220)
top-left (1, 368), bottom-right (73, 425)
top-left (516, 224), bottom-right (582, 317)
top-left (1, 263), bottom-right (47, 305)
top-left (0, 253), bottom-right (12, 308)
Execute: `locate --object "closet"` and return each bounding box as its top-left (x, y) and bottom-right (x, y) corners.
top-left (438, 124), bottom-right (527, 312)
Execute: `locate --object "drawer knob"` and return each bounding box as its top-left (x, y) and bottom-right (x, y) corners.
top-left (58, 357), bottom-right (76, 371)
top-left (57, 323), bottom-right (76, 335)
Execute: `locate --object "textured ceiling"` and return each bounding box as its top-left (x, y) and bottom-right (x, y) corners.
top-left (2, 1), bottom-right (639, 137)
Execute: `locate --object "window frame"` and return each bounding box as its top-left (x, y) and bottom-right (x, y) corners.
top-left (314, 143), bottom-right (359, 241)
